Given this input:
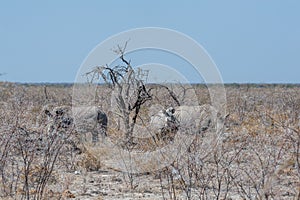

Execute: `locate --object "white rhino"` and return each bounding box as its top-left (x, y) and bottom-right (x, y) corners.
top-left (149, 107), bottom-right (178, 141)
top-left (44, 105), bottom-right (108, 143)
top-left (150, 104), bottom-right (223, 136)
top-left (172, 104), bottom-right (221, 134)
top-left (150, 107), bottom-right (177, 132)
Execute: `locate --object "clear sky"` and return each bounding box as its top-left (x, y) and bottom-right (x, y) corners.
top-left (0, 1), bottom-right (299, 83)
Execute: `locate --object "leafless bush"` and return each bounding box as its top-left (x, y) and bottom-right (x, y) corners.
top-left (152, 85), bottom-right (300, 200)
top-left (1, 80), bottom-right (300, 199)
top-left (85, 43), bottom-right (152, 146)
top-left (0, 85), bottom-right (75, 199)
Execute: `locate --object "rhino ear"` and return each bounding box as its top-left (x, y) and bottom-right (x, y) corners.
top-left (225, 113), bottom-right (230, 119)
top-left (165, 107), bottom-right (175, 115)
top-left (45, 109), bottom-right (53, 118)
top-left (55, 108), bottom-right (65, 116)
top-left (169, 107), bottom-right (175, 114)
top-left (218, 112), bottom-right (230, 122)
top-left (162, 109), bottom-right (168, 115)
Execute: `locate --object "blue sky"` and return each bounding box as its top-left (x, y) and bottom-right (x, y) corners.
top-left (0, 1), bottom-right (299, 83)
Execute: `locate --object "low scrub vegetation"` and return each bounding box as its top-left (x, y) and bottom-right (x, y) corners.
top-left (0, 81), bottom-right (299, 199)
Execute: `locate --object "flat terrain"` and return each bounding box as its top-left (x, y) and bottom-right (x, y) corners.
top-left (0, 82), bottom-right (299, 199)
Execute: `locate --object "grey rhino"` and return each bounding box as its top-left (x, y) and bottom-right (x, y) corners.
top-left (44, 105), bottom-right (108, 143)
top-left (150, 104), bottom-right (223, 136)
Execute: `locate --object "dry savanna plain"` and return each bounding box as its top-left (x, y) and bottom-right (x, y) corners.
top-left (0, 82), bottom-right (299, 200)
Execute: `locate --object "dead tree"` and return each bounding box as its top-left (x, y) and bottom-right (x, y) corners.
top-left (85, 43), bottom-right (152, 145)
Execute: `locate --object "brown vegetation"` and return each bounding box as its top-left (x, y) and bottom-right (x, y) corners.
top-left (0, 82), bottom-right (299, 199)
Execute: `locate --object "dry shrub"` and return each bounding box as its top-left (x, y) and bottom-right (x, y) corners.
top-left (1, 83), bottom-right (300, 199)
top-left (76, 149), bottom-right (102, 172)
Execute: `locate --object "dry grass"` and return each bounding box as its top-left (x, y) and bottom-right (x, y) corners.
top-left (0, 82), bottom-right (299, 199)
